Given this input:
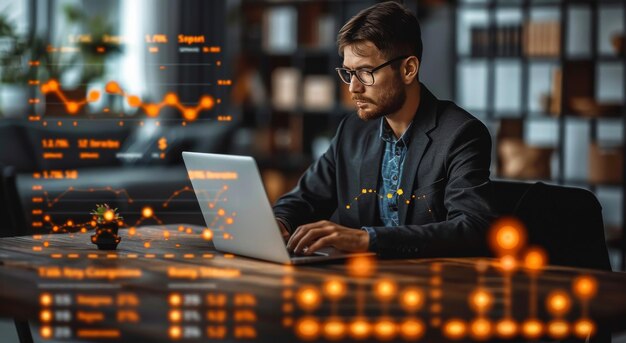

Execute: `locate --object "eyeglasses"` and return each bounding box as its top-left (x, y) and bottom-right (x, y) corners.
top-left (335, 56), bottom-right (409, 86)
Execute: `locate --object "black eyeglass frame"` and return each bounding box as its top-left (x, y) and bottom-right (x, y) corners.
top-left (335, 55), bottom-right (410, 86)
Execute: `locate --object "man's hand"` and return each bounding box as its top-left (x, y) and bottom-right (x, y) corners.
top-left (286, 220), bottom-right (369, 255)
top-left (276, 219), bottom-right (290, 242)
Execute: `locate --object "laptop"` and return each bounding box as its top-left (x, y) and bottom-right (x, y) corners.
top-left (182, 151), bottom-right (375, 264)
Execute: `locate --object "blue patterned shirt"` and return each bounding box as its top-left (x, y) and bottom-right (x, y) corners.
top-left (362, 118), bottom-right (412, 251)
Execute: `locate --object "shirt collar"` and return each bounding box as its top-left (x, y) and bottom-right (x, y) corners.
top-left (379, 117), bottom-right (412, 146)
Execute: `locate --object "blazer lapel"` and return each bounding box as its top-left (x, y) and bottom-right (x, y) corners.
top-left (398, 85), bottom-right (439, 224)
top-left (358, 128), bottom-right (384, 226)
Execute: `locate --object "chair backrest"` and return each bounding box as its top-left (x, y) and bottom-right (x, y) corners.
top-left (1, 165), bottom-right (28, 237)
top-left (492, 180), bottom-right (612, 271)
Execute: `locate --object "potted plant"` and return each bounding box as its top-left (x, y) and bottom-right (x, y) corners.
top-left (90, 203), bottom-right (123, 250)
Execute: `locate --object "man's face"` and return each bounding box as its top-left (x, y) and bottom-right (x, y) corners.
top-left (342, 42), bottom-right (406, 121)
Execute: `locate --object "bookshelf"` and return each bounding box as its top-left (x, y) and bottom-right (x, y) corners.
top-left (453, 0), bottom-right (626, 270)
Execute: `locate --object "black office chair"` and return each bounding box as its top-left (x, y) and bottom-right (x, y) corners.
top-left (492, 180), bottom-right (612, 271)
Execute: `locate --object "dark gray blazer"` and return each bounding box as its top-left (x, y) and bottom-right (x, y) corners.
top-left (273, 85), bottom-right (496, 258)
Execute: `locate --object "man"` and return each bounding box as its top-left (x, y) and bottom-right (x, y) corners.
top-left (273, 1), bottom-right (495, 258)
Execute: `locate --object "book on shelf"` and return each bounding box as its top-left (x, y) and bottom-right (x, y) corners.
top-left (263, 6), bottom-right (297, 54)
top-left (523, 21), bottom-right (561, 57)
top-left (303, 75), bottom-right (335, 111)
top-left (589, 142), bottom-right (623, 184)
top-left (272, 67), bottom-right (301, 111)
top-left (470, 25), bottom-right (522, 57)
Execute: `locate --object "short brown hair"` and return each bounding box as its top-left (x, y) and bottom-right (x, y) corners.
top-left (337, 1), bottom-right (423, 62)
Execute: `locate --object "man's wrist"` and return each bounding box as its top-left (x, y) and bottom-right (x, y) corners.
top-left (361, 226), bottom-right (378, 252)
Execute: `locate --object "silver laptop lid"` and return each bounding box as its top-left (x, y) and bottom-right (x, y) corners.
top-left (182, 152), bottom-right (291, 264)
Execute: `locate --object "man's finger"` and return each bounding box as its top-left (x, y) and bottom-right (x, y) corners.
top-left (287, 220), bottom-right (329, 251)
top-left (305, 235), bottom-right (336, 255)
top-left (293, 227), bottom-right (334, 254)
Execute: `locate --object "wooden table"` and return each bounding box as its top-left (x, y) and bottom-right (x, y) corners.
top-left (0, 225), bottom-right (625, 342)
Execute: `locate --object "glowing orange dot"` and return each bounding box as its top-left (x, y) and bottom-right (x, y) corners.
top-left (524, 247), bottom-right (547, 271)
top-left (105, 81), bottom-right (121, 94)
top-left (185, 227), bottom-right (192, 234)
top-left (40, 310), bottom-right (52, 322)
top-left (400, 287), bottom-right (423, 311)
top-left (203, 229), bottom-right (213, 240)
top-left (225, 217), bottom-right (234, 225)
top-left (470, 318), bottom-right (492, 340)
top-left (374, 279), bottom-right (397, 301)
top-left (164, 93), bottom-right (178, 105)
top-left (103, 210), bottom-right (115, 222)
top-left (323, 279), bottom-right (346, 300)
top-left (183, 109), bottom-right (197, 121)
top-left (142, 206), bottom-right (153, 218)
top-left (80, 227), bottom-right (87, 233)
top-left (40, 84), bottom-right (50, 93)
top-left (91, 221), bottom-right (97, 227)
top-left (178, 225), bottom-right (185, 232)
top-left (43, 241), bottom-right (49, 247)
top-left (200, 95), bottom-right (214, 109)
top-left (548, 320), bottom-right (569, 339)
top-left (573, 275), bottom-right (598, 299)
top-left (163, 230), bottom-right (170, 239)
top-left (296, 317), bottom-right (320, 340)
top-left (296, 286), bottom-right (321, 311)
top-left (52, 226), bottom-right (59, 232)
top-left (169, 326), bottom-right (181, 340)
top-left (443, 319), bottom-right (466, 340)
top-left (145, 104), bottom-right (159, 117)
top-left (169, 294), bottom-right (181, 306)
top-left (323, 319), bottom-right (345, 340)
top-left (497, 226), bottom-right (521, 250)
top-left (40, 293), bottom-right (52, 306)
top-left (469, 289), bottom-right (493, 312)
top-left (400, 318), bottom-right (424, 340)
top-left (347, 255), bottom-right (375, 278)
top-left (574, 319), bottom-right (595, 339)
top-left (88, 90), bottom-right (100, 102)
top-left (144, 242), bottom-right (151, 249)
top-left (546, 290), bottom-right (571, 315)
top-left (500, 255), bottom-right (517, 272)
top-left (128, 227), bottom-right (136, 236)
top-left (127, 95), bottom-right (141, 107)
top-left (43, 215), bottom-right (51, 222)
top-left (374, 318), bottom-right (396, 340)
top-left (217, 209), bottom-right (225, 216)
top-left (40, 326), bottom-right (52, 339)
top-left (47, 80), bottom-right (59, 91)
top-left (66, 102), bottom-right (79, 114)
top-left (496, 319), bottom-right (518, 339)
top-left (522, 319), bottom-right (543, 339)
top-left (349, 318), bottom-right (370, 340)
top-left (169, 310), bottom-right (181, 322)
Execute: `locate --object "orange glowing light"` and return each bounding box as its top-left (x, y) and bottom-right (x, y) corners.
top-left (400, 287), bottom-right (423, 311)
top-left (522, 319), bottom-right (543, 339)
top-left (103, 210), bottom-right (115, 222)
top-left (128, 227), bottom-right (136, 236)
top-left (127, 95), bottom-right (141, 107)
top-left (489, 218), bottom-right (526, 254)
top-left (323, 318), bottom-right (345, 340)
top-left (374, 318), bottom-right (396, 340)
top-left (546, 290), bottom-right (571, 315)
top-left (524, 247), bottom-right (547, 271)
top-left (40, 326), bottom-right (52, 339)
top-left (40, 310), bottom-right (52, 322)
top-left (203, 229), bottom-right (213, 240)
top-left (296, 317), bottom-right (320, 340)
top-left (443, 319), bottom-right (466, 340)
top-left (169, 326), bottom-right (181, 340)
top-left (469, 318), bottom-right (492, 340)
top-left (217, 208), bottom-right (225, 216)
top-left (574, 319), bottom-right (595, 339)
top-left (296, 286), bottom-right (321, 311)
top-left (169, 310), bottom-right (182, 322)
top-left (169, 294), bottom-right (181, 306)
top-left (88, 90), bottom-right (100, 102)
top-left (105, 81), bottom-right (121, 94)
top-left (164, 93), bottom-right (178, 105)
top-left (573, 275), bottom-right (598, 299)
top-left (374, 279), bottom-right (397, 301)
top-left (323, 279), bottom-right (346, 300)
top-left (347, 255), bottom-right (375, 278)
top-left (499, 255), bottom-right (517, 272)
top-left (548, 320), bottom-right (569, 339)
top-left (496, 319), bottom-right (518, 339)
top-left (142, 206), bottom-right (153, 218)
top-left (400, 318), bottom-right (424, 340)
top-left (349, 318), bottom-right (371, 340)
top-left (144, 242), bottom-right (151, 249)
top-left (40, 293), bottom-right (52, 306)
top-left (469, 288), bottom-right (493, 312)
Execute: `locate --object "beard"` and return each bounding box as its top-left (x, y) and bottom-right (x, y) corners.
top-left (353, 80), bottom-right (406, 121)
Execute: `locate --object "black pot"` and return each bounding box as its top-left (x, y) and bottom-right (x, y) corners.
top-left (91, 221), bottom-right (122, 250)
